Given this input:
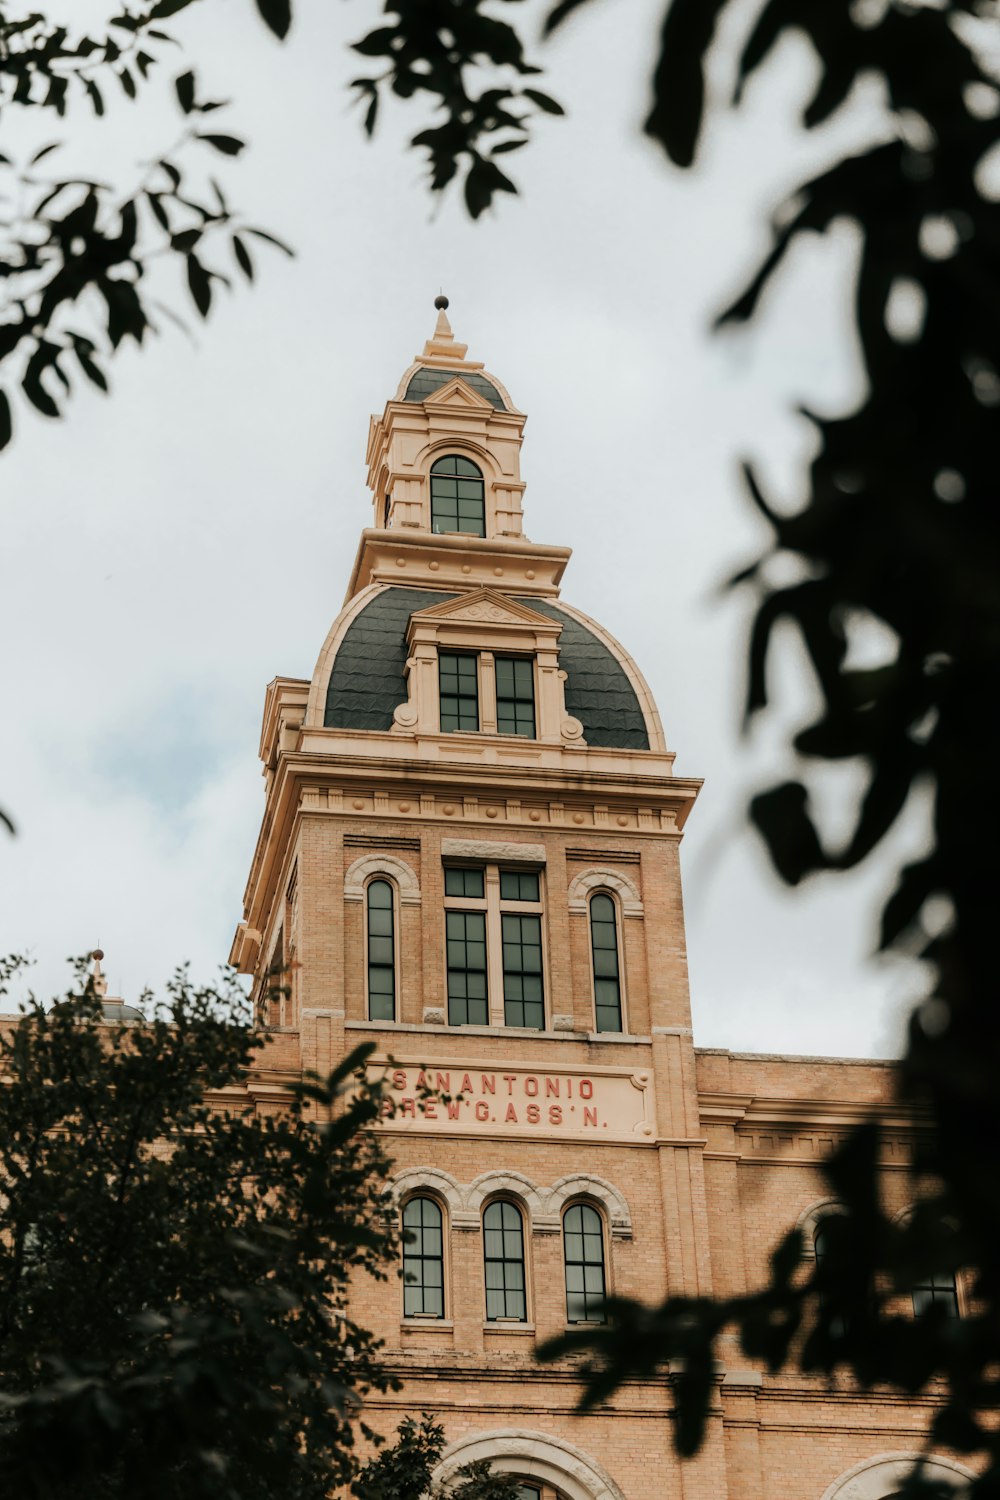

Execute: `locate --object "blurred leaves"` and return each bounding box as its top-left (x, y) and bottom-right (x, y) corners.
top-left (353, 1413), bottom-right (525, 1500)
top-left (0, 6), bottom-right (292, 454)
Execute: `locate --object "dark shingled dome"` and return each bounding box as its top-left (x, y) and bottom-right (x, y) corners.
top-left (403, 368), bottom-right (506, 410)
top-left (324, 587), bottom-right (649, 750)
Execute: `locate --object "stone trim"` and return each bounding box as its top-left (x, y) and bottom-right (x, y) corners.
top-left (437, 1429), bottom-right (626, 1500)
top-left (383, 1166), bottom-right (632, 1239)
top-left (441, 838), bottom-right (546, 864)
top-left (567, 867), bottom-right (642, 917)
top-left (344, 852), bottom-right (421, 905)
top-left (796, 1196), bottom-right (846, 1259)
top-left (547, 1173), bottom-right (633, 1239)
top-left (818, 1453), bottom-right (973, 1500)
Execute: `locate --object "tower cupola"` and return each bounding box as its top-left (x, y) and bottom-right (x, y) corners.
top-left (366, 298), bottom-right (527, 544)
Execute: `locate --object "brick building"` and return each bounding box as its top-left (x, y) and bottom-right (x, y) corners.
top-left (229, 304), bottom-right (970, 1500)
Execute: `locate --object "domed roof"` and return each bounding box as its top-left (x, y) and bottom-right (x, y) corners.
top-left (323, 587), bottom-right (650, 750)
top-left (402, 367), bottom-right (507, 410)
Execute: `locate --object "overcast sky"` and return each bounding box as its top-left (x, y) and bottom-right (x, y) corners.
top-left (0, 0), bottom-right (931, 1055)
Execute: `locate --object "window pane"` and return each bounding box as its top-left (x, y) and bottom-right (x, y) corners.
top-left (447, 910), bottom-right (488, 1025)
top-left (402, 1197), bottom-right (445, 1318)
top-left (495, 655), bottom-right (536, 738)
top-left (589, 895), bottom-right (621, 1033)
top-left (439, 652), bottom-right (480, 732)
top-left (564, 1204), bottom-right (606, 1323)
top-left (502, 912), bottom-right (544, 1029)
top-left (367, 881), bottom-right (395, 1022)
top-left (483, 1201), bottom-right (527, 1321)
top-left (445, 867), bottom-right (485, 899)
top-left (500, 870), bottom-right (540, 903)
top-left (431, 458), bottom-right (484, 536)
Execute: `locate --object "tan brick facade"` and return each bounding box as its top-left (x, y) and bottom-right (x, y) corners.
top-left (229, 307), bottom-right (972, 1500)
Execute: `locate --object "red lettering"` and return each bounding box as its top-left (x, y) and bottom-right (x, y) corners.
top-left (380, 1099), bottom-right (393, 1118)
top-left (447, 1101), bottom-right (461, 1121)
top-left (435, 1072), bottom-right (451, 1093)
top-left (481, 1074), bottom-right (495, 1094)
top-left (505, 1103), bottom-right (518, 1122)
top-left (545, 1077), bottom-right (560, 1098)
top-left (567, 1079), bottom-right (573, 1098)
top-left (549, 1105), bottom-right (562, 1125)
top-left (524, 1076), bottom-right (538, 1097)
top-left (401, 1098), bottom-right (416, 1117)
top-left (527, 1104), bottom-right (541, 1124)
top-left (416, 1070), bottom-right (429, 1090)
top-left (584, 1106), bottom-right (598, 1127)
top-left (423, 1102), bottom-right (437, 1120)
top-left (503, 1074), bottom-right (517, 1095)
top-left (580, 1079), bottom-right (594, 1100)
top-left (392, 1070), bottom-right (407, 1091)
top-left (461, 1073), bottom-right (473, 1093)
top-left (475, 1101), bottom-right (490, 1121)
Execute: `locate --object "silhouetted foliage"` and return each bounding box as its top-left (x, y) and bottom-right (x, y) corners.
top-left (0, 955), bottom-right (397, 1499)
top-left (353, 1413), bottom-right (525, 1500)
top-left (5, 0), bottom-right (1000, 1490)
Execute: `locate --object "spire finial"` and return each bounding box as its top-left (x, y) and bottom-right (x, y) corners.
top-left (434, 293), bottom-right (449, 311)
top-left (90, 948), bottom-right (108, 998)
top-left (420, 292), bottom-right (469, 362)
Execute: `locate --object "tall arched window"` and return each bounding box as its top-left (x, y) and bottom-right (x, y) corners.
top-left (483, 1200), bottom-right (527, 1321)
top-left (366, 879), bottom-right (396, 1021)
top-left (563, 1203), bottom-right (607, 1323)
top-left (589, 893), bottom-right (622, 1033)
top-left (430, 455), bottom-right (485, 537)
top-left (402, 1196), bottom-right (445, 1317)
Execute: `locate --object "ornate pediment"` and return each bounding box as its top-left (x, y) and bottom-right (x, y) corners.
top-left (409, 589), bottom-right (560, 632)
top-left (420, 376), bottom-right (495, 411)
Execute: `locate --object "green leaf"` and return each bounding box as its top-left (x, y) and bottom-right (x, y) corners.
top-left (150, 0), bottom-right (197, 16)
top-left (119, 66), bottom-right (136, 99)
top-left (244, 227), bottom-right (294, 255)
top-left (85, 79), bottom-right (104, 116)
top-left (644, 0), bottom-right (731, 167)
top-left (186, 252), bottom-right (212, 316)
top-left (29, 142), bottom-right (61, 166)
top-left (231, 234), bottom-right (254, 281)
top-left (70, 338), bottom-right (109, 392)
top-left (175, 70), bottom-right (195, 113)
top-left (544, 0), bottom-right (591, 33)
top-left (255, 0), bottom-right (292, 40)
top-left (523, 88), bottom-right (565, 116)
top-left (196, 134), bottom-right (245, 157)
top-left (0, 390), bottom-right (11, 451)
top-left (749, 781), bottom-right (827, 885)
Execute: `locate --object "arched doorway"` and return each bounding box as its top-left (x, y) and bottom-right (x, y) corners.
top-left (819, 1453), bottom-right (974, 1500)
top-left (436, 1430), bottom-right (624, 1500)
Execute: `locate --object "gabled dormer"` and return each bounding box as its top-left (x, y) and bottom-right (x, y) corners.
top-left (365, 298), bottom-right (527, 542)
top-left (389, 588), bottom-right (586, 747)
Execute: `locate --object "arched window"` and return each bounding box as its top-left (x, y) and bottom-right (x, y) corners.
top-left (563, 1203), bottom-right (607, 1323)
top-left (483, 1200), bottom-right (527, 1321)
top-left (402, 1196), bottom-right (445, 1317)
top-left (366, 879), bottom-right (396, 1021)
top-left (589, 893), bottom-right (622, 1033)
top-left (912, 1269), bottom-right (959, 1319)
top-left (430, 455), bottom-right (485, 537)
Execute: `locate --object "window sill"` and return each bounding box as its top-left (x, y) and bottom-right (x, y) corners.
top-left (401, 1318), bottom-right (454, 1332)
top-left (347, 1020), bottom-right (592, 1042)
top-left (483, 1321), bottom-right (536, 1335)
top-left (586, 1032), bottom-right (651, 1045)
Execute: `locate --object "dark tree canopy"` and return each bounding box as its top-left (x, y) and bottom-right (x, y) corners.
top-left (0, 956), bottom-right (397, 1500)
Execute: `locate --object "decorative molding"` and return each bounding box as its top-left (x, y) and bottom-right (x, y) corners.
top-left (565, 848), bottom-right (641, 864)
top-left (441, 838), bottom-right (546, 864)
top-left (567, 867), bottom-right (643, 917)
top-left (552, 1014), bottom-right (576, 1033)
top-left (546, 1173), bottom-right (633, 1238)
top-left (465, 1169), bottom-right (548, 1221)
top-left (818, 1453), bottom-right (973, 1500)
top-left (437, 1429), bottom-right (627, 1500)
top-left (382, 1167), bottom-right (465, 1218)
top-left (422, 1006), bottom-right (446, 1026)
top-left (344, 833), bottom-right (421, 851)
top-left (796, 1197), bottom-right (846, 1258)
top-left (343, 852), bottom-right (421, 905)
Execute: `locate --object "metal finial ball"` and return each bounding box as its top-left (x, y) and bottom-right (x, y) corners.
top-left (434, 294), bottom-right (449, 311)
top-left (92, 948), bottom-right (105, 961)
